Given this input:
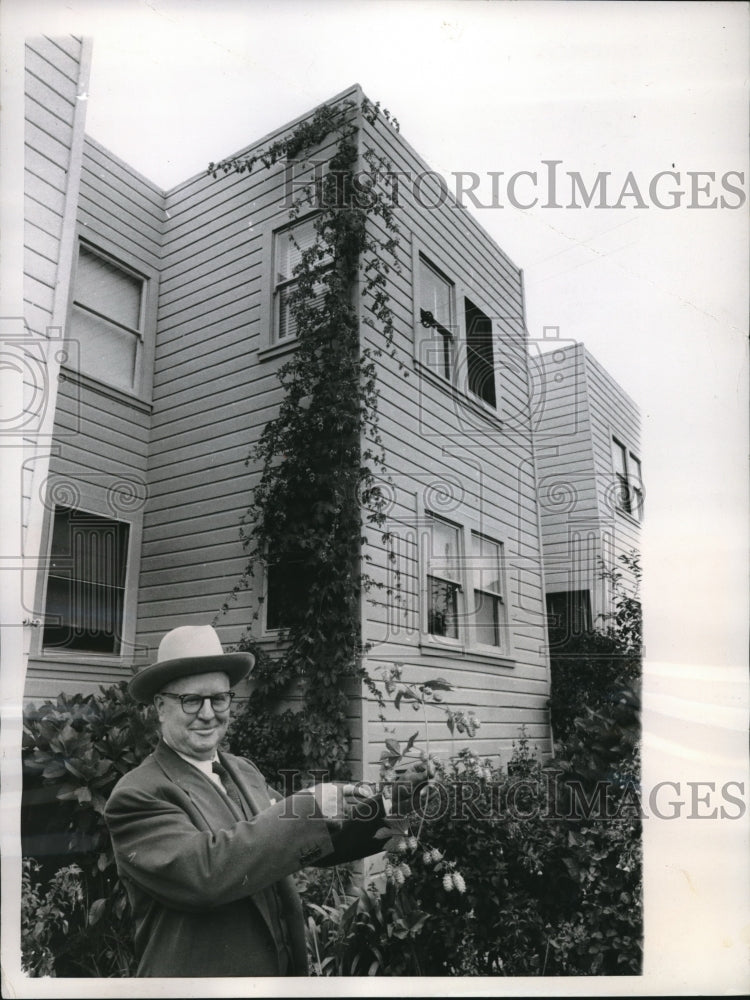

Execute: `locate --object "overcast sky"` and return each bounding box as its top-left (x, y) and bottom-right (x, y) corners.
top-left (8, 0), bottom-right (748, 665)
top-left (3, 2), bottom-right (749, 991)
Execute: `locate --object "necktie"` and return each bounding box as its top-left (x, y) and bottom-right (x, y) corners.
top-left (212, 760), bottom-right (245, 815)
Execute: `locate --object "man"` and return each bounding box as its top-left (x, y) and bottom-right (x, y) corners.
top-left (105, 624), bottom-right (407, 978)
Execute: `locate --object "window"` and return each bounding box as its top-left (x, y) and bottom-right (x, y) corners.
top-left (424, 513), bottom-right (509, 655)
top-left (426, 515), bottom-right (461, 639)
top-left (464, 298), bottom-right (496, 407)
top-left (418, 255), bottom-right (455, 379)
top-left (70, 244), bottom-right (145, 392)
top-left (265, 552), bottom-right (311, 630)
top-left (469, 532), bottom-right (505, 648)
top-left (545, 590), bottom-right (592, 645)
top-left (42, 507), bottom-right (130, 655)
top-left (612, 438), bottom-right (644, 521)
top-left (273, 216), bottom-right (331, 343)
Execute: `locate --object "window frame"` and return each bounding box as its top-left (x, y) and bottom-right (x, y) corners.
top-left (611, 436), bottom-right (644, 522)
top-left (41, 506), bottom-right (131, 656)
top-left (66, 235), bottom-right (156, 400)
top-left (259, 210), bottom-right (332, 360)
top-left (464, 297), bottom-right (497, 408)
top-left (412, 243), bottom-right (501, 418)
top-left (32, 485), bottom-right (143, 665)
top-left (416, 253), bottom-right (456, 382)
top-left (419, 506), bottom-right (515, 664)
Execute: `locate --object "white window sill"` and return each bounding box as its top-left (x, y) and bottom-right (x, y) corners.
top-left (60, 366), bottom-right (152, 413)
top-left (418, 638), bottom-right (516, 668)
top-left (257, 338), bottom-right (298, 363)
top-left (614, 506), bottom-right (643, 528)
top-left (413, 359), bottom-right (504, 430)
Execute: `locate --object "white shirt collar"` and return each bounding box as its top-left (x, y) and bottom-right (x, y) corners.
top-left (164, 738), bottom-right (221, 784)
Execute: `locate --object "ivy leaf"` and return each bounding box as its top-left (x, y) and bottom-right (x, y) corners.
top-left (88, 898), bottom-right (106, 926)
top-left (385, 738), bottom-right (400, 756)
top-left (423, 677), bottom-right (453, 692)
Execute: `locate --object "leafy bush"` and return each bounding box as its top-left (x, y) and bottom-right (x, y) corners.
top-left (21, 682), bottom-right (158, 976)
top-left (549, 551), bottom-right (641, 742)
top-left (306, 734), bottom-right (642, 976)
top-left (21, 859), bottom-right (85, 977)
top-left (227, 702), bottom-right (306, 792)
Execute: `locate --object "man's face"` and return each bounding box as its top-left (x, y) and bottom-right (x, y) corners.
top-left (154, 671), bottom-right (232, 760)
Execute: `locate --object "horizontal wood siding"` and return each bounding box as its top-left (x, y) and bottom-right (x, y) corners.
top-left (533, 344), bottom-right (601, 607)
top-left (135, 89), bottom-right (364, 755)
top-left (23, 37), bottom-right (87, 649)
top-left (533, 343), bottom-right (641, 625)
top-left (358, 109), bottom-right (550, 777)
top-left (24, 38), bottom-right (80, 338)
top-left (27, 130), bottom-right (165, 695)
top-left (582, 348), bottom-right (642, 609)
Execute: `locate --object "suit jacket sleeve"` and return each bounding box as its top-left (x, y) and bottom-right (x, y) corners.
top-left (105, 776), bottom-right (335, 912)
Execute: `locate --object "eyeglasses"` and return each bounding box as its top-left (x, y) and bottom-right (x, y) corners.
top-left (158, 691), bottom-right (235, 715)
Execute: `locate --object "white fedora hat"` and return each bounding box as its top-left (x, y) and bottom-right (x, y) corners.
top-left (128, 624), bottom-right (254, 704)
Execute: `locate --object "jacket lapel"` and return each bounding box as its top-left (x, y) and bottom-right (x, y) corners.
top-left (152, 742), bottom-right (279, 946)
top-left (218, 752), bottom-right (270, 816)
top-left (153, 741), bottom-right (237, 829)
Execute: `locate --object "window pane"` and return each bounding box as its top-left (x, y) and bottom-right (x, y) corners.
top-left (275, 217), bottom-right (320, 284)
top-left (70, 306), bottom-right (139, 391)
top-left (276, 282), bottom-right (326, 342)
top-left (611, 440), bottom-right (627, 476)
top-left (465, 299), bottom-right (496, 407)
top-left (429, 517), bottom-right (460, 582)
top-left (473, 590), bottom-right (501, 646)
top-left (546, 590), bottom-right (592, 646)
top-left (611, 440), bottom-right (631, 512)
top-left (472, 533), bottom-right (502, 593)
top-left (428, 576), bottom-right (459, 638)
top-left (274, 218), bottom-right (330, 343)
top-left (419, 257), bottom-right (452, 328)
top-left (75, 246), bottom-right (142, 330)
top-left (266, 557), bottom-right (311, 630)
top-left (43, 507), bottom-right (129, 654)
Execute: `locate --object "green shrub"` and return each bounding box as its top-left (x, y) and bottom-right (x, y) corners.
top-left (22, 682), bottom-right (158, 976)
top-left (227, 702), bottom-right (306, 791)
top-left (306, 735), bottom-right (642, 976)
top-left (549, 551), bottom-right (642, 743)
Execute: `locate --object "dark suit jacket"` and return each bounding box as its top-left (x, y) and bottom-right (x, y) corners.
top-left (104, 742), bottom-right (384, 977)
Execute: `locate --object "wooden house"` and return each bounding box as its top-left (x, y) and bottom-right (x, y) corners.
top-left (532, 340), bottom-right (642, 641)
top-left (20, 37), bottom-right (638, 788)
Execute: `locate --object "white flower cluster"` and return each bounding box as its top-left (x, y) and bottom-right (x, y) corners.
top-left (442, 871), bottom-right (466, 894)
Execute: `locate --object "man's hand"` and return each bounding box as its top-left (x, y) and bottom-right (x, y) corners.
top-left (301, 782), bottom-right (343, 821)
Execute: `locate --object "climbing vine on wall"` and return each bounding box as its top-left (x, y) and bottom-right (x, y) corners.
top-left (209, 97), bottom-right (401, 777)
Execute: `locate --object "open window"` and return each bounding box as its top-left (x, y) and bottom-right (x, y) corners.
top-left (612, 438), bottom-right (644, 521)
top-left (464, 297), bottom-right (496, 407)
top-left (265, 552), bottom-right (313, 631)
top-left (42, 506), bottom-right (130, 655)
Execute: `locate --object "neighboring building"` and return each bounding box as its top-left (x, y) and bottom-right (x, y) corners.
top-left (20, 38), bottom-right (638, 785)
top-left (532, 340), bottom-right (643, 643)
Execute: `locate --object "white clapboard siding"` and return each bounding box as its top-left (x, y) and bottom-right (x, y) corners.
top-left (356, 104), bottom-right (551, 777)
top-left (25, 122), bottom-right (165, 695)
top-left (23, 37), bottom-right (88, 653)
top-left (533, 342), bottom-right (641, 626)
